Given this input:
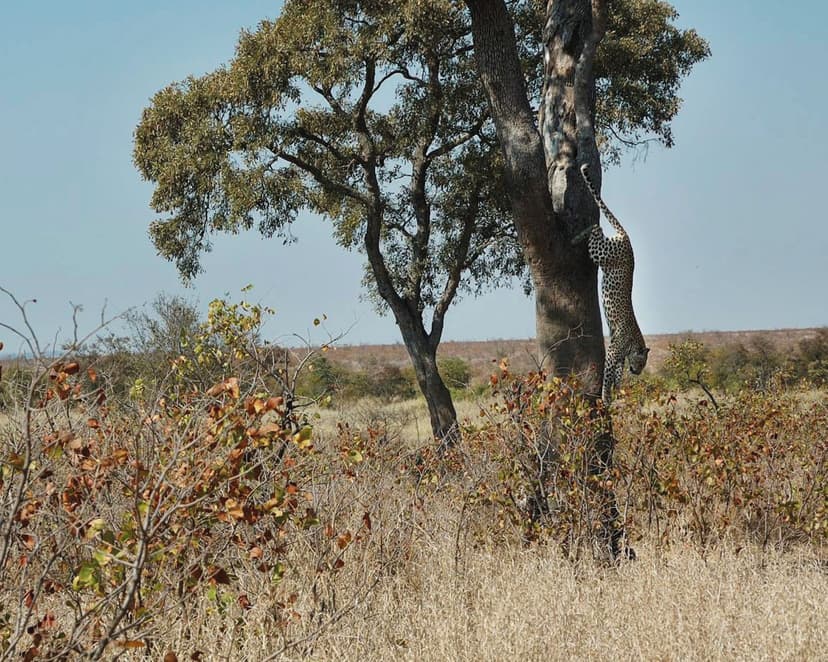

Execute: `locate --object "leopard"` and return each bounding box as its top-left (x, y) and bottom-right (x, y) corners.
top-left (576, 163), bottom-right (649, 404)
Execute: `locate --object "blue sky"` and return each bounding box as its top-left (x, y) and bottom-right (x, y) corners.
top-left (1, 1), bottom-right (826, 354)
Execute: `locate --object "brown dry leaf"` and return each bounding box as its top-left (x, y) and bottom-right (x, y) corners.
top-left (207, 566), bottom-right (231, 585)
top-left (336, 531), bottom-right (352, 549)
top-left (118, 640), bottom-right (145, 649)
top-left (257, 422), bottom-right (283, 436)
top-left (265, 396), bottom-right (284, 411)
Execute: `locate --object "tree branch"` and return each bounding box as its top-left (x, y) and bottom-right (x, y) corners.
top-left (354, 57), bottom-right (407, 318)
top-left (425, 115), bottom-right (487, 161)
top-left (408, 50), bottom-right (443, 311)
top-left (372, 66), bottom-right (424, 92)
top-left (295, 126), bottom-right (353, 164)
top-left (310, 84), bottom-right (346, 115)
top-left (430, 183), bottom-right (482, 348)
top-left (274, 149), bottom-right (369, 204)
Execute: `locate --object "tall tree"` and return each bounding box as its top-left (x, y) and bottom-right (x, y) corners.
top-left (135, 1), bottom-right (521, 445)
top-left (134, 0), bottom-right (707, 445)
top-left (466, 0), bottom-right (707, 556)
top-left (467, 0), bottom-right (708, 391)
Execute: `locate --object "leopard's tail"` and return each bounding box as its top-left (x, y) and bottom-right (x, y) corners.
top-left (579, 164), bottom-right (627, 237)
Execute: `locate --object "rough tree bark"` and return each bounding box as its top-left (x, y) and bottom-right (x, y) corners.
top-left (466, 0), bottom-right (605, 394)
top-left (467, 0), bottom-right (628, 558)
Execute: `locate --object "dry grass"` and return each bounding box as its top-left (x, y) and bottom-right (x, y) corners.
top-left (306, 547), bottom-right (826, 662)
top-left (2, 363), bottom-right (826, 660)
top-left (133, 542), bottom-right (828, 661)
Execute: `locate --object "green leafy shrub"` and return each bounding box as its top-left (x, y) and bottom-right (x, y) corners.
top-left (363, 364), bottom-right (417, 400)
top-left (438, 356), bottom-right (472, 390)
top-left (660, 335), bottom-right (811, 395)
top-left (298, 359), bottom-right (417, 404)
top-left (296, 355), bottom-right (350, 403)
top-left (616, 386), bottom-right (828, 549)
top-left (789, 328), bottom-right (828, 385)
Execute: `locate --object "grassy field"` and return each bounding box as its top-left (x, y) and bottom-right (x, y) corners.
top-left (1, 330), bottom-right (826, 660)
top-left (146, 543), bottom-right (827, 661)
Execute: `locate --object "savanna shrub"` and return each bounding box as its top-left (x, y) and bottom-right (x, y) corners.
top-left (789, 328), bottom-right (828, 385)
top-left (438, 356), bottom-right (471, 390)
top-left (458, 364), bottom-right (827, 558)
top-left (461, 364), bottom-right (626, 561)
top-left (661, 332), bottom-right (828, 394)
top-left (89, 294), bottom-right (213, 398)
top-left (0, 294), bottom-right (386, 659)
top-left (364, 364), bottom-right (417, 400)
top-left (296, 355), bottom-right (350, 402)
top-left (615, 385), bottom-right (828, 549)
top-left (298, 358), bottom-right (417, 403)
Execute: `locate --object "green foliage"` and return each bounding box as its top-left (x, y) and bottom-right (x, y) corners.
top-left (365, 364), bottom-right (418, 400)
top-left (661, 331), bottom-right (828, 394)
top-left (134, 0), bottom-right (707, 288)
top-left (133, 1), bottom-right (708, 436)
top-left (297, 357), bottom-right (417, 403)
top-left (134, 0), bottom-right (520, 293)
top-left (788, 328), bottom-right (828, 385)
top-left (595, 0), bottom-right (711, 163)
top-left (297, 355), bottom-right (347, 403)
top-left (90, 294), bottom-right (212, 397)
top-left (662, 339), bottom-right (710, 389)
top-left (438, 356), bottom-right (471, 390)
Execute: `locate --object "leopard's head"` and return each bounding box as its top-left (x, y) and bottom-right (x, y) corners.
top-left (628, 347), bottom-right (650, 375)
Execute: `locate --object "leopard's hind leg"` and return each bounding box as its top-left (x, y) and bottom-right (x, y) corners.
top-left (601, 348), bottom-right (625, 404)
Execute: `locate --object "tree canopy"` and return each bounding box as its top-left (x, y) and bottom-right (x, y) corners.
top-left (134, 0), bottom-right (707, 285)
top-left (134, 0), bottom-right (708, 441)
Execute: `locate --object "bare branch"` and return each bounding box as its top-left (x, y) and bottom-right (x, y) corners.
top-left (275, 150), bottom-right (369, 204)
top-left (430, 182), bottom-right (482, 347)
top-left (425, 115), bottom-right (487, 161)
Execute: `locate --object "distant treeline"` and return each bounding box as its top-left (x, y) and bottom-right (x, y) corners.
top-left (1, 293), bottom-right (825, 409)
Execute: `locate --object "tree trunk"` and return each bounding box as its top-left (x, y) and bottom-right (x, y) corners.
top-left (465, 0), bottom-right (605, 397)
top-left (363, 207), bottom-right (460, 447)
top-left (397, 316), bottom-right (460, 448)
top-left (467, 0), bottom-right (630, 559)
